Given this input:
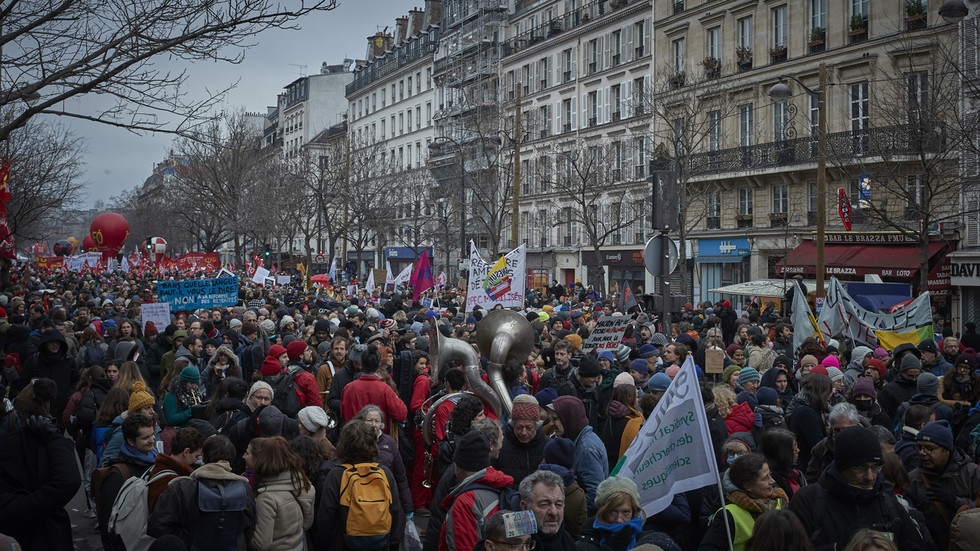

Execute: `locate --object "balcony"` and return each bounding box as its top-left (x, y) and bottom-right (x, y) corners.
top-left (707, 216), bottom-right (721, 229)
top-left (500, 1), bottom-right (609, 58)
top-left (686, 125), bottom-right (944, 177)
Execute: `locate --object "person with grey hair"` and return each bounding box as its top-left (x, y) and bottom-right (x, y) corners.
top-left (805, 402), bottom-right (864, 481)
top-left (472, 418), bottom-right (504, 460)
top-left (353, 405), bottom-right (414, 520)
top-left (519, 469), bottom-right (576, 550)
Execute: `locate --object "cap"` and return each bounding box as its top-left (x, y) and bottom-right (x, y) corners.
top-left (614, 372), bottom-right (636, 388)
top-left (179, 365), bottom-right (200, 383)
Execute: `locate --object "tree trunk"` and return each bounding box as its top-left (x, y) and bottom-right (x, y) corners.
top-left (591, 245), bottom-right (606, 296)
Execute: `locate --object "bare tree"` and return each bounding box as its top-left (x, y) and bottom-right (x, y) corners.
top-left (3, 113), bottom-right (85, 244)
top-left (1, 0), bottom-right (338, 142)
top-left (822, 33), bottom-right (979, 292)
top-left (167, 110), bottom-right (265, 260)
top-left (539, 139), bottom-right (645, 295)
top-left (638, 61), bottom-right (744, 297)
top-left (386, 167), bottom-right (439, 258)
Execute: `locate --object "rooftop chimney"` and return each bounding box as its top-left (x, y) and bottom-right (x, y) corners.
top-left (395, 16), bottom-right (409, 44)
top-left (425, 0), bottom-right (442, 27)
top-left (409, 8), bottom-right (424, 36)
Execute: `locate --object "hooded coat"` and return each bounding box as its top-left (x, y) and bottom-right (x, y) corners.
top-left (201, 346), bottom-right (242, 396)
top-left (843, 346), bottom-right (873, 387)
top-left (17, 330), bottom-right (78, 423)
top-left (552, 395), bottom-right (608, 516)
top-left (906, 449), bottom-right (980, 550)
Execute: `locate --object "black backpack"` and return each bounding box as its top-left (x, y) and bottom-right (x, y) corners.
top-left (83, 343), bottom-right (106, 369)
top-left (191, 480), bottom-right (249, 551)
top-left (268, 366), bottom-right (304, 417)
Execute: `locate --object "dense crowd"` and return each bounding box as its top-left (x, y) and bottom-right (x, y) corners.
top-left (0, 269), bottom-right (978, 551)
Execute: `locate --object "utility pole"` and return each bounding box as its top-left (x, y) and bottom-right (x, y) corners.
top-left (511, 88), bottom-right (521, 250)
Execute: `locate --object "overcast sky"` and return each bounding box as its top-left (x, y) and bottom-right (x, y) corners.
top-left (65, 0), bottom-right (409, 208)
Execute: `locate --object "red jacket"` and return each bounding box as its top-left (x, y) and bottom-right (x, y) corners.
top-left (411, 371), bottom-right (430, 412)
top-left (340, 373), bottom-right (408, 431)
top-left (293, 369), bottom-right (322, 408)
top-left (438, 467), bottom-right (514, 551)
top-left (725, 401), bottom-right (755, 436)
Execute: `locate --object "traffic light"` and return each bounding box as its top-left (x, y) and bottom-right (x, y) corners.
top-left (264, 244), bottom-right (270, 257)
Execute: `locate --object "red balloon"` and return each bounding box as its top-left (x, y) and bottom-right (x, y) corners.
top-left (30, 243), bottom-right (48, 257)
top-left (82, 234), bottom-right (95, 252)
top-left (89, 212), bottom-right (129, 254)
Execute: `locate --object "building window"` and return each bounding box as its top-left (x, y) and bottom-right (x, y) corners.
top-left (539, 57), bottom-right (549, 89)
top-left (588, 91), bottom-right (598, 127)
top-left (588, 39), bottom-right (599, 74)
top-left (708, 110), bottom-right (721, 151)
top-left (611, 85), bottom-right (622, 120)
top-left (633, 137), bottom-right (646, 177)
top-left (399, 80), bottom-right (404, 100)
top-left (416, 106), bottom-right (422, 129)
top-left (563, 98), bottom-right (573, 132)
top-left (426, 68), bottom-right (432, 89)
top-left (673, 117), bottom-right (686, 157)
top-left (773, 101), bottom-right (788, 141)
top-left (707, 26), bottom-right (721, 60)
top-left (738, 188), bottom-right (754, 216)
top-left (739, 104), bottom-right (754, 147)
top-left (562, 48), bottom-right (575, 82)
top-left (811, 0), bottom-right (826, 34)
top-left (634, 19), bottom-right (646, 57)
top-left (772, 184), bottom-right (788, 214)
top-left (407, 110), bottom-right (412, 132)
top-left (907, 72), bottom-right (929, 127)
top-left (772, 5), bottom-right (788, 50)
top-left (381, 119), bottom-right (386, 138)
top-left (808, 182), bottom-right (818, 212)
top-left (850, 81), bottom-right (869, 153)
top-left (399, 113), bottom-right (404, 134)
top-left (381, 88), bottom-right (386, 108)
top-left (708, 191), bottom-right (721, 217)
top-left (426, 102), bottom-right (432, 124)
top-left (612, 31), bottom-right (622, 65)
top-left (407, 77), bottom-right (413, 97)
top-left (417, 71), bottom-right (422, 94)
top-left (672, 37), bottom-right (686, 74)
top-left (372, 93), bottom-right (377, 112)
top-left (851, 0), bottom-right (868, 19)
top-left (738, 17), bottom-right (753, 50)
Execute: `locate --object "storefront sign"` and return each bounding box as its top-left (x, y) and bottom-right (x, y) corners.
top-left (699, 238), bottom-right (750, 257)
top-left (951, 258), bottom-right (980, 287)
top-left (582, 249), bottom-right (645, 267)
top-left (822, 232), bottom-right (918, 244)
top-left (384, 247), bottom-right (432, 259)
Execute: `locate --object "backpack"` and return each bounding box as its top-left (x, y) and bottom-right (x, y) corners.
top-left (108, 468), bottom-right (176, 551)
top-left (268, 367), bottom-right (304, 417)
top-left (83, 343), bottom-right (106, 369)
top-left (91, 463), bottom-right (131, 505)
top-left (191, 480), bottom-right (249, 551)
top-left (459, 482), bottom-right (522, 512)
top-left (968, 422), bottom-right (980, 462)
top-left (338, 462), bottom-right (393, 551)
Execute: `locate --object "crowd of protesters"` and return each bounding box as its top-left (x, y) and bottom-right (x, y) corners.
top-left (0, 266), bottom-right (979, 551)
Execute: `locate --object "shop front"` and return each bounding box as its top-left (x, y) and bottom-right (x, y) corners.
top-left (697, 238), bottom-right (751, 304)
top-left (581, 248), bottom-right (647, 295)
top-left (384, 247), bottom-right (433, 275)
top-left (525, 250), bottom-right (556, 294)
top-left (950, 250), bottom-right (980, 329)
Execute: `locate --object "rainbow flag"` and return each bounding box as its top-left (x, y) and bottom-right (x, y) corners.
top-left (483, 255), bottom-right (511, 299)
top-left (874, 325), bottom-right (935, 351)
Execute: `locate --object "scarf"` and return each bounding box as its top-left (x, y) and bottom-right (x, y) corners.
top-left (952, 374), bottom-right (973, 401)
top-left (594, 514), bottom-right (643, 549)
top-left (169, 379), bottom-right (205, 410)
top-left (120, 441), bottom-right (158, 464)
top-left (725, 486), bottom-right (788, 515)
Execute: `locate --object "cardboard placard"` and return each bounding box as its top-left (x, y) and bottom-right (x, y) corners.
top-left (705, 348), bottom-right (725, 374)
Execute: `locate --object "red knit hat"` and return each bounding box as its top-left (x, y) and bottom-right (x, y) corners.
top-left (259, 357), bottom-right (282, 376)
top-left (809, 365), bottom-right (829, 377)
top-left (268, 344), bottom-right (287, 359)
top-left (866, 358), bottom-right (887, 379)
top-left (286, 340), bottom-right (308, 361)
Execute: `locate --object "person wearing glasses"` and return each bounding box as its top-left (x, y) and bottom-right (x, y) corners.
top-left (905, 420), bottom-right (980, 551)
top-left (789, 426), bottom-right (928, 551)
top-left (477, 510), bottom-right (537, 551)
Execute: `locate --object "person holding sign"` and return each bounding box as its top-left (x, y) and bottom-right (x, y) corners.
top-left (699, 453), bottom-right (787, 551)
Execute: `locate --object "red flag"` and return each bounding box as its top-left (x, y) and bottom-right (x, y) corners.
top-left (411, 250), bottom-right (434, 300)
top-left (270, 264), bottom-right (277, 275)
top-left (0, 158), bottom-right (11, 207)
top-left (0, 213), bottom-right (15, 260)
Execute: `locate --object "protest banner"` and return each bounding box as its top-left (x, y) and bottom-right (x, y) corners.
top-left (393, 264), bottom-right (412, 284)
top-left (264, 277), bottom-right (276, 287)
top-left (583, 315), bottom-right (633, 352)
top-left (252, 266), bottom-right (270, 285)
top-left (465, 242), bottom-right (526, 311)
top-left (277, 275), bottom-right (291, 285)
top-left (815, 277), bottom-right (932, 347)
top-left (421, 297), bottom-right (433, 308)
top-left (791, 283), bottom-right (822, 359)
top-left (140, 302), bottom-right (171, 333)
top-left (614, 361), bottom-right (719, 517)
top-left (156, 275), bottom-right (239, 310)
top-left (705, 348), bottom-right (725, 374)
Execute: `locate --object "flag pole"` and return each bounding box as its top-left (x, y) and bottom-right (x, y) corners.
top-left (715, 472), bottom-right (735, 551)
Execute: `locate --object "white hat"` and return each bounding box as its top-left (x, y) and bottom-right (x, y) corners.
top-left (297, 406), bottom-right (331, 432)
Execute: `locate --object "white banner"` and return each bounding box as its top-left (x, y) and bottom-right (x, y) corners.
top-left (140, 302), bottom-right (171, 333)
top-left (815, 277), bottom-right (932, 346)
top-left (385, 262), bottom-right (396, 284)
top-left (465, 242), bottom-right (526, 312)
top-left (121, 256), bottom-right (130, 273)
top-left (617, 361), bottom-right (720, 518)
top-left (252, 266), bottom-right (270, 285)
top-left (583, 315), bottom-right (633, 352)
top-left (365, 269), bottom-right (375, 294)
top-left (791, 283), bottom-right (821, 358)
top-left (393, 264), bottom-right (413, 284)
top-left (276, 275), bottom-right (291, 285)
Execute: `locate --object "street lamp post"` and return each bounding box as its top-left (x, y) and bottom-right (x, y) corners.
top-left (769, 61), bottom-right (828, 300)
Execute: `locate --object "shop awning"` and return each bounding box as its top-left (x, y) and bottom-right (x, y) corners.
top-left (710, 279), bottom-right (818, 297)
top-left (776, 240), bottom-right (947, 278)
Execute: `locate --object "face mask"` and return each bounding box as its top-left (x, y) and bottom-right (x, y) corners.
top-left (853, 399), bottom-right (873, 412)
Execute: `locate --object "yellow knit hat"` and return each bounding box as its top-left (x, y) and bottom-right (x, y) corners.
top-left (129, 381), bottom-right (156, 413)
top-left (564, 333), bottom-right (583, 352)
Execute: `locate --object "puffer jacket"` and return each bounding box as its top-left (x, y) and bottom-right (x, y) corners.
top-left (438, 467), bottom-right (513, 551)
top-left (494, 422), bottom-right (547, 488)
top-left (201, 346), bottom-right (242, 396)
top-left (725, 401), bottom-right (756, 436)
top-left (252, 471), bottom-right (316, 551)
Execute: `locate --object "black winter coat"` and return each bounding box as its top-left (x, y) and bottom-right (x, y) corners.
top-left (0, 429), bottom-right (81, 551)
top-left (788, 464), bottom-right (928, 551)
top-left (494, 423), bottom-right (547, 488)
top-left (17, 331), bottom-right (78, 424)
top-left (877, 377), bottom-right (917, 420)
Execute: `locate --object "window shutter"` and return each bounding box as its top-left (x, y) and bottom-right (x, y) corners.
top-left (624, 24), bottom-right (633, 63)
top-left (571, 47), bottom-right (577, 80)
top-left (556, 101), bottom-right (562, 134)
top-left (604, 32), bottom-right (611, 69)
top-left (571, 95), bottom-right (578, 130)
top-left (604, 87), bottom-right (611, 124)
top-left (624, 80), bottom-right (633, 118)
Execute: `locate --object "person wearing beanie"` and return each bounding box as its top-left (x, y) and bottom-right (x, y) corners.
top-left (849, 377), bottom-right (891, 429)
top-left (939, 350), bottom-right (980, 409)
top-left (438, 431), bottom-right (514, 551)
top-left (129, 380), bottom-right (157, 415)
top-left (247, 381), bottom-right (274, 411)
top-left (892, 372), bottom-right (954, 433)
top-left (907, 420), bottom-right (980, 550)
top-left (722, 364), bottom-right (741, 392)
top-left (789, 426), bottom-right (928, 551)
top-left (576, 476), bottom-right (647, 551)
top-left (919, 339), bottom-right (953, 377)
top-left (161, 365), bottom-right (205, 429)
top-left (647, 372), bottom-right (671, 396)
top-left (825, 365), bottom-right (844, 390)
top-left (550, 396), bottom-right (608, 516)
top-left (496, 394), bottom-right (547, 489)
top-left (737, 367), bottom-right (760, 393)
top-left (874, 346), bottom-right (890, 360)
top-left (563, 333), bottom-right (583, 354)
top-left (627, 358), bottom-right (651, 388)
top-left (754, 387), bottom-right (786, 431)
top-left (665, 364), bottom-right (680, 379)
top-left (556, 355), bottom-right (604, 428)
top-left (863, 358), bottom-right (887, 389)
top-left (877, 352), bottom-right (924, 419)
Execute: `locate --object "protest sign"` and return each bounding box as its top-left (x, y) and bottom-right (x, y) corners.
top-left (791, 284), bottom-right (822, 358)
top-left (140, 302), bottom-right (171, 333)
top-left (277, 275), bottom-right (291, 285)
top-left (705, 348), bottom-right (725, 374)
top-left (421, 297), bottom-right (433, 308)
top-left (465, 242), bottom-right (526, 311)
top-left (815, 277), bottom-right (932, 347)
top-left (615, 361), bottom-right (719, 518)
top-left (252, 266), bottom-right (270, 285)
top-left (156, 275), bottom-right (239, 310)
top-left (583, 315), bottom-right (633, 352)
top-left (264, 277), bottom-right (276, 287)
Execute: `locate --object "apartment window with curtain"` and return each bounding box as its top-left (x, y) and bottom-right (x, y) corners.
top-left (707, 27), bottom-right (720, 60)
top-left (772, 6), bottom-right (788, 49)
top-left (708, 110), bottom-right (721, 151)
top-left (811, 0), bottom-right (826, 33)
top-left (672, 38), bottom-right (685, 74)
top-left (738, 188), bottom-right (754, 215)
top-left (739, 104), bottom-right (754, 147)
top-left (772, 184), bottom-right (788, 214)
top-left (738, 17), bottom-right (753, 49)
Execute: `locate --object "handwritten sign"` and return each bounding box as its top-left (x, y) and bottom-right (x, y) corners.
top-left (465, 242), bottom-right (526, 311)
top-left (140, 302), bottom-right (171, 333)
top-left (156, 276), bottom-right (239, 310)
top-left (583, 315), bottom-right (632, 352)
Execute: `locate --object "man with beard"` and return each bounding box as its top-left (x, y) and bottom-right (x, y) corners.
top-left (520, 470), bottom-right (576, 550)
top-left (557, 355), bottom-right (605, 427)
top-left (878, 353), bottom-right (923, 419)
